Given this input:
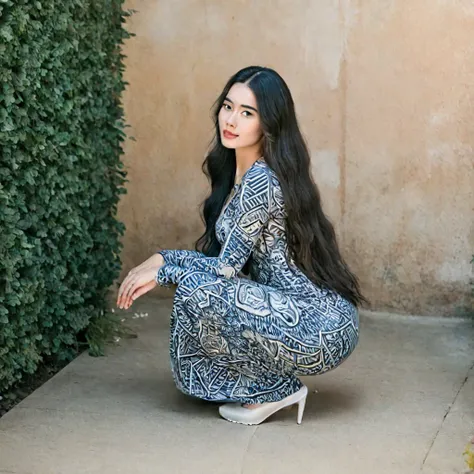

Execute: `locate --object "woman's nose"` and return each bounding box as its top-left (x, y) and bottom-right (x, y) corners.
top-left (226, 111), bottom-right (237, 128)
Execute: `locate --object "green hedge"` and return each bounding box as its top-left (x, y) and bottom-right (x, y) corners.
top-left (0, 0), bottom-right (131, 395)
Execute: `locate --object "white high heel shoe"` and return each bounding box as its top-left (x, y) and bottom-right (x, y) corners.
top-left (218, 385), bottom-right (308, 426)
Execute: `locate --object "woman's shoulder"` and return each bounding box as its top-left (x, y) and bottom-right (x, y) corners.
top-left (245, 160), bottom-right (285, 213)
top-left (246, 160), bottom-right (281, 186)
top-left (254, 160), bottom-right (283, 192)
top-left (242, 160), bottom-right (271, 189)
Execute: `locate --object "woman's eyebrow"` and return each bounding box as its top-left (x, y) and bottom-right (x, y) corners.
top-left (224, 97), bottom-right (258, 113)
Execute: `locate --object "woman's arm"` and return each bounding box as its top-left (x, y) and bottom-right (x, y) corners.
top-left (156, 167), bottom-right (273, 286)
top-left (157, 249), bottom-right (206, 268)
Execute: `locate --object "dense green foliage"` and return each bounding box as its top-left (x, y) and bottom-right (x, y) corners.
top-left (0, 0), bottom-right (132, 395)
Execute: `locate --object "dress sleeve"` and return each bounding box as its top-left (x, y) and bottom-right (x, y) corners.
top-left (156, 167), bottom-right (273, 287)
top-left (157, 249), bottom-right (206, 267)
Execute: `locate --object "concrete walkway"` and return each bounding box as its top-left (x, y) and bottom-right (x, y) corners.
top-left (0, 296), bottom-right (473, 474)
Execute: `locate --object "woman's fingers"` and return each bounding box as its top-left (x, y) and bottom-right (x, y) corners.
top-left (118, 269), bottom-right (147, 305)
top-left (134, 280), bottom-right (157, 299)
top-left (124, 280), bottom-right (156, 309)
top-left (121, 276), bottom-right (140, 307)
top-left (123, 278), bottom-right (140, 308)
top-left (117, 254), bottom-right (163, 307)
top-left (117, 274), bottom-right (138, 308)
top-left (118, 267), bottom-right (158, 309)
top-left (124, 273), bottom-right (156, 308)
top-left (125, 281), bottom-right (156, 309)
top-left (117, 275), bottom-right (132, 307)
top-left (117, 265), bottom-right (145, 306)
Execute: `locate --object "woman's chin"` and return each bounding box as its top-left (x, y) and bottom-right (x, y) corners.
top-left (221, 138), bottom-right (238, 149)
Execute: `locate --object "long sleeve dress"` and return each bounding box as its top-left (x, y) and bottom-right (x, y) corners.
top-left (156, 159), bottom-right (359, 404)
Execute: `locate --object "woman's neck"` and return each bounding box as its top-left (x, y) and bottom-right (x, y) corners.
top-left (234, 149), bottom-right (263, 185)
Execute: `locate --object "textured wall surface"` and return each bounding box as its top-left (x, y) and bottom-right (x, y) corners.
top-left (118, 0), bottom-right (473, 316)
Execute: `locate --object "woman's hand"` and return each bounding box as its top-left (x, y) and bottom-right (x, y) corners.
top-left (116, 253), bottom-right (164, 310)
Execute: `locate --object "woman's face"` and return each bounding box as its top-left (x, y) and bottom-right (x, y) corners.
top-left (218, 83), bottom-right (263, 151)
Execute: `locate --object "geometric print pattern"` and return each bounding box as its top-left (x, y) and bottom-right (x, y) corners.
top-left (156, 160), bottom-right (359, 404)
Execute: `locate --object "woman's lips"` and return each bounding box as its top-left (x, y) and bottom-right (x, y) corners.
top-left (223, 130), bottom-right (239, 139)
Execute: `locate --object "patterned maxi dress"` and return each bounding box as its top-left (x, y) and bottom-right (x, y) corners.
top-left (156, 159), bottom-right (359, 404)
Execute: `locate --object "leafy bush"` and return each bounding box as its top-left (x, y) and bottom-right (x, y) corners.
top-left (0, 0), bottom-right (132, 395)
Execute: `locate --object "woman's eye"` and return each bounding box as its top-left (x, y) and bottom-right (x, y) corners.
top-left (222, 103), bottom-right (252, 117)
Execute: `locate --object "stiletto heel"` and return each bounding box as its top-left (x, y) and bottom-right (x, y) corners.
top-left (296, 393), bottom-right (306, 424)
top-left (219, 384), bottom-right (308, 426)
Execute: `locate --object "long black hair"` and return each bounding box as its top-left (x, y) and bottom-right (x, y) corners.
top-left (195, 66), bottom-right (367, 307)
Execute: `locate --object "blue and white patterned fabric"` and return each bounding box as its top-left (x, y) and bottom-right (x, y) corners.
top-left (156, 159), bottom-right (359, 404)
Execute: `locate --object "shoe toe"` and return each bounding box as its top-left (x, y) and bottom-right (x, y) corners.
top-left (218, 403), bottom-right (240, 419)
top-left (219, 403), bottom-right (257, 425)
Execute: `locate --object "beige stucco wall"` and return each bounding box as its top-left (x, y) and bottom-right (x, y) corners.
top-left (118, 0), bottom-right (474, 317)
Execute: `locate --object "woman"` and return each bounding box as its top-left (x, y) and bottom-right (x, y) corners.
top-left (117, 66), bottom-right (365, 426)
